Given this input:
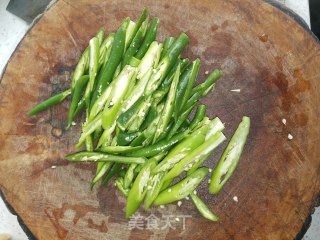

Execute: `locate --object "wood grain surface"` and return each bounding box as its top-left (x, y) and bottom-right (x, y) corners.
top-left (1, 0), bottom-right (320, 239)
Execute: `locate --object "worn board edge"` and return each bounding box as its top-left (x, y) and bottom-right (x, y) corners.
top-left (0, 0), bottom-right (319, 239)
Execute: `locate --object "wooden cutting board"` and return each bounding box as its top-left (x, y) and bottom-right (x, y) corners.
top-left (1, 0), bottom-right (320, 239)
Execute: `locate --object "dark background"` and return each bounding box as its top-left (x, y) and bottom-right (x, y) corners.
top-left (310, 0), bottom-right (320, 39)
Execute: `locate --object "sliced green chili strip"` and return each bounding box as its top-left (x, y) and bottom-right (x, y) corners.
top-left (153, 117), bottom-right (224, 174)
top-left (124, 163), bottom-right (137, 188)
top-left (160, 36), bottom-right (175, 60)
top-left (71, 49), bottom-right (89, 89)
top-left (163, 131), bottom-right (226, 181)
top-left (144, 171), bottom-right (166, 209)
top-left (125, 20), bottom-right (137, 50)
top-left (117, 130), bottom-right (141, 146)
top-left (100, 163), bottom-right (123, 188)
top-left (189, 104), bottom-right (206, 130)
top-left (117, 96), bottom-right (146, 131)
top-left (91, 18), bottom-right (129, 105)
top-left (126, 159), bottom-right (157, 218)
top-left (28, 89), bottom-right (71, 116)
top-left (90, 162), bottom-right (112, 190)
top-left (135, 17), bottom-right (159, 59)
top-left (122, 16), bottom-right (149, 68)
top-left (190, 193), bottom-right (219, 221)
top-left (174, 64), bottom-right (193, 120)
top-left (209, 116), bottom-right (250, 194)
top-left (180, 59), bottom-right (200, 108)
top-left (167, 103), bottom-right (195, 139)
top-left (67, 75), bottom-right (89, 128)
top-left (127, 131), bottom-right (188, 157)
top-left (153, 167), bottom-right (208, 205)
top-left (144, 33), bottom-right (190, 96)
top-left (191, 69), bottom-right (222, 96)
top-left (153, 64), bottom-right (180, 143)
top-left (65, 151), bottom-right (146, 164)
top-left (99, 145), bottom-right (143, 154)
top-left (115, 177), bottom-right (130, 197)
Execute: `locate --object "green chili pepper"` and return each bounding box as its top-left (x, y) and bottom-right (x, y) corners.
top-left (71, 29), bottom-right (104, 89)
top-left (126, 159), bottom-right (157, 218)
top-left (93, 126), bottom-right (103, 141)
top-left (180, 59), bottom-right (200, 108)
top-left (187, 152), bottom-right (210, 176)
top-left (153, 167), bottom-right (209, 205)
top-left (122, 16), bottom-right (149, 68)
top-left (84, 37), bottom-right (99, 108)
top-left (154, 122), bottom-right (173, 143)
top-left (126, 131), bottom-right (189, 157)
top-left (95, 28), bottom-right (105, 46)
top-left (125, 20), bottom-right (137, 50)
top-left (83, 65), bottom-right (136, 146)
top-left (160, 36), bottom-right (175, 60)
top-left (130, 132), bottom-right (147, 147)
top-left (121, 68), bottom-right (152, 113)
top-left (144, 171), bottom-right (166, 209)
top-left (76, 113), bottom-right (102, 148)
top-left (134, 8), bottom-right (149, 32)
top-left (28, 89), bottom-right (71, 116)
top-left (129, 57), bottom-right (141, 67)
top-left (191, 69), bottom-right (222, 97)
top-left (117, 130), bottom-right (141, 146)
top-left (99, 145), bottom-right (143, 154)
top-left (160, 178), bottom-right (173, 191)
top-left (163, 131), bottom-right (226, 181)
top-left (91, 18), bottom-right (129, 105)
top-left (139, 104), bottom-right (159, 131)
top-left (65, 151), bottom-right (146, 164)
top-left (182, 91), bottom-right (201, 112)
top-left (99, 33), bottom-right (115, 68)
top-left (90, 162), bottom-right (112, 190)
top-left (158, 58), bottom-right (189, 93)
top-left (174, 64), bottom-right (193, 120)
top-left (115, 177), bottom-right (130, 197)
top-left (88, 82), bottom-right (112, 121)
top-left (201, 82), bottom-right (215, 97)
top-left (140, 104), bottom-right (163, 131)
top-left (73, 95), bottom-right (86, 118)
top-left (133, 164), bottom-right (143, 173)
top-left (118, 168), bottom-right (127, 178)
top-left (71, 49), bottom-right (89, 89)
top-left (97, 66), bottom-right (137, 147)
top-left (144, 33), bottom-right (190, 96)
top-left (85, 134), bottom-right (94, 151)
top-left (153, 117), bottom-right (224, 174)
top-left (66, 75), bottom-right (89, 128)
top-left (100, 162), bottom-right (123, 188)
top-left (130, 103), bottom-right (164, 147)
top-left (117, 96), bottom-right (146, 131)
top-left (124, 163), bottom-right (137, 189)
top-left (137, 41), bottom-right (162, 81)
top-left (123, 8), bottom-right (148, 54)
top-left (135, 17), bottom-right (159, 59)
top-left (189, 104), bottom-right (206, 130)
top-left (209, 116), bottom-right (250, 194)
top-left (190, 193), bottom-right (219, 221)
top-left (126, 97), bottom-right (152, 133)
top-left (153, 64), bottom-right (180, 143)
top-left (99, 33), bottom-right (114, 61)
top-left (167, 103), bottom-right (195, 139)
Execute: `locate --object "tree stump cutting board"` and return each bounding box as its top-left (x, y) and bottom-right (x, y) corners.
top-left (0, 0), bottom-right (320, 239)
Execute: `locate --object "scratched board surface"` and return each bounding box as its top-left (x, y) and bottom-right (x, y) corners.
top-left (0, 0), bottom-right (320, 239)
